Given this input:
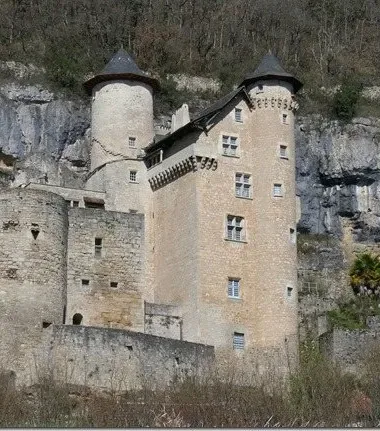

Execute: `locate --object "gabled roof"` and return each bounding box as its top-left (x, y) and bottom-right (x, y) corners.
top-left (239, 52), bottom-right (302, 93)
top-left (84, 48), bottom-right (159, 94)
top-left (144, 52), bottom-right (302, 155)
top-left (145, 86), bottom-right (247, 153)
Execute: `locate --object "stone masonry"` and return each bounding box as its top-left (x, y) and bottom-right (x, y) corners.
top-left (0, 49), bottom-right (302, 388)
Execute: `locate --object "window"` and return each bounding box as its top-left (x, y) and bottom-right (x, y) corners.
top-left (81, 279), bottom-right (89, 287)
top-left (256, 84), bottom-right (264, 93)
top-left (94, 238), bottom-right (102, 257)
top-left (226, 215), bottom-right (245, 241)
top-left (290, 228), bottom-right (296, 244)
top-left (235, 173), bottom-right (251, 198)
top-left (110, 281), bottom-right (118, 288)
top-left (273, 183), bottom-right (283, 197)
top-left (129, 170), bottom-right (137, 182)
top-left (128, 137), bottom-right (136, 148)
top-left (147, 150), bottom-right (163, 169)
top-left (222, 135), bottom-right (239, 156)
top-left (279, 145), bottom-right (288, 159)
top-left (287, 286), bottom-right (294, 298)
top-left (233, 332), bottom-right (245, 350)
top-left (228, 278), bottom-right (240, 298)
top-left (234, 108), bottom-right (242, 122)
top-left (282, 113), bottom-right (288, 124)
top-left (84, 197), bottom-right (105, 209)
top-left (31, 223), bottom-right (40, 240)
top-left (72, 200), bottom-right (79, 207)
top-left (73, 313), bottom-right (83, 325)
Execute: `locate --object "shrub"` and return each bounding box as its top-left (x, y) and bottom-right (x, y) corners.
top-left (333, 78), bottom-right (363, 121)
top-left (350, 253), bottom-right (380, 297)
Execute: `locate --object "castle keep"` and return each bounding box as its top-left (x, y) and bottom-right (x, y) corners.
top-left (0, 49), bottom-right (302, 389)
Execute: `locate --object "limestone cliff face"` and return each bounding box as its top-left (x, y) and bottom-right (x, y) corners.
top-left (296, 116), bottom-right (380, 241)
top-left (0, 82), bottom-right (90, 188)
top-left (295, 116), bottom-right (380, 338)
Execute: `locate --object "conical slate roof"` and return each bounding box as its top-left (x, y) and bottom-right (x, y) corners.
top-left (240, 52), bottom-right (302, 93)
top-left (84, 48), bottom-right (159, 94)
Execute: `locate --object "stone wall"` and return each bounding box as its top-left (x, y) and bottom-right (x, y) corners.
top-left (144, 302), bottom-right (182, 340)
top-left (319, 320), bottom-right (380, 374)
top-left (66, 208), bottom-right (145, 331)
top-left (148, 80), bottom-right (299, 374)
top-left (0, 188), bottom-right (68, 383)
top-left (297, 233), bottom-right (351, 340)
top-left (25, 182), bottom-right (106, 208)
top-left (38, 325), bottom-right (214, 391)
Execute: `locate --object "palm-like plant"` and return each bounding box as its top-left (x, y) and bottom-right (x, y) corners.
top-left (350, 253), bottom-right (380, 296)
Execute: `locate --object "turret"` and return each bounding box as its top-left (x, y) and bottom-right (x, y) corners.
top-left (84, 49), bottom-right (159, 212)
top-left (239, 52), bottom-right (302, 93)
top-left (241, 53), bottom-right (302, 372)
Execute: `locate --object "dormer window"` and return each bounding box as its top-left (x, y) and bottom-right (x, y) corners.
top-left (256, 84), bottom-right (264, 94)
top-left (234, 108), bottom-right (243, 123)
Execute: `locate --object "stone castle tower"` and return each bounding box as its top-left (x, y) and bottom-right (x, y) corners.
top-left (0, 50), bottom-right (302, 388)
top-left (144, 52), bottom-right (302, 370)
top-left (84, 49), bottom-right (159, 214)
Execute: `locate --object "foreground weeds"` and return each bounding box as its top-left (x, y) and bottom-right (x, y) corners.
top-left (1, 348), bottom-right (380, 427)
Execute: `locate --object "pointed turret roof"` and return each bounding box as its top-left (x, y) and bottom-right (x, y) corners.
top-left (239, 52), bottom-right (302, 93)
top-left (84, 48), bottom-right (159, 94)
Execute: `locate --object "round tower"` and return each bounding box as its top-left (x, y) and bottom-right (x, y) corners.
top-left (240, 53), bottom-right (302, 372)
top-left (84, 49), bottom-right (159, 212)
top-left (0, 189), bottom-right (68, 382)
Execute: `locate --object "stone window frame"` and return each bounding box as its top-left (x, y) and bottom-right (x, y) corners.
top-left (286, 285), bottom-right (295, 301)
top-left (233, 332), bottom-right (245, 350)
top-left (128, 136), bottom-right (136, 148)
top-left (289, 227), bottom-right (296, 244)
top-left (273, 182), bottom-right (284, 198)
top-left (281, 112), bottom-right (289, 125)
top-left (94, 237), bottom-right (103, 257)
top-left (234, 107), bottom-right (243, 123)
top-left (279, 144), bottom-right (288, 159)
top-left (225, 214), bottom-right (246, 242)
top-left (221, 133), bottom-right (240, 157)
top-left (228, 277), bottom-right (241, 299)
top-left (235, 172), bottom-right (252, 199)
top-left (129, 170), bottom-right (138, 183)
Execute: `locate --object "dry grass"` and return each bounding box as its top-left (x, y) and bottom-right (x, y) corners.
top-left (0, 348), bottom-right (380, 427)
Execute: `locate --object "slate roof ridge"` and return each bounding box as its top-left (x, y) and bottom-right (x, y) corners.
top-left (240, 52), bottom-right (303, 92)
top-left (83, 48), bottom-right (159, 93)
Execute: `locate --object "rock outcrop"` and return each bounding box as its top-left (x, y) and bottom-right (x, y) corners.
top-left (296, 116), bottom-right (380, 240)
top-left (0, 82), bottom-right (90, 188)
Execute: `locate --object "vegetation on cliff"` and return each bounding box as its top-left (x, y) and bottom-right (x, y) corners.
top-left (327, 253), bottom-right (380, 330)
top-left (1, 0), bottom-right (380, 116)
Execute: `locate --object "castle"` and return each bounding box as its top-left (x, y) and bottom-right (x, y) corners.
top-left (0, 49), bottom-right (302, 389)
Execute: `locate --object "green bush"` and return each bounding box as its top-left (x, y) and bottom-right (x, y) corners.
top-left (327, 297), bottom-right (380, 330)
top-left (333, 78), bottom-right (363, 121)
